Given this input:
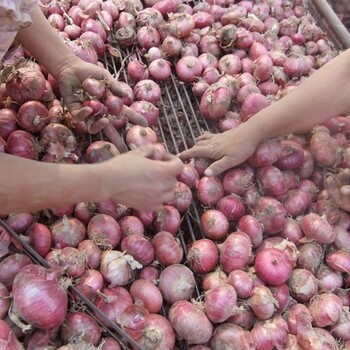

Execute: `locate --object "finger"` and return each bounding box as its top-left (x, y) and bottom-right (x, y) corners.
top-left (89, 118), bottom-right (109, 134)
top-left (163, 154), bottom-right (184, 174)
top-left (72, 106), bottom-right (93, 122)
top-left (102, 70), bottom-right (128, 98)
top-left (340, 185), bottom-right (350, 196)
top-left (103, 123), bottom-right (128, 153)
top-left (122, 106), bottom-right (148, 127)
top-left (204, 156), bottom-right (235, 177)
top-left (178, 146), bottom-right (213, 160)
top-left (196, 132), bottom-right (215, 141)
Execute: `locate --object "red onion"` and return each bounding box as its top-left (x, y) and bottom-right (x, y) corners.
top-left (248, 139), bottom-right (282, 167)
top-left (253, 197), bottom-right (287, 235)
top-left (218, 232), bottom-right (252, 273)
top-left (222, 167), bottom-right (254, 196)
top-left (138, 265), bottom-right (160, 282)
top-left (250, 316), bottom-right (289, 350)
top-left (130, 279), bottom-right (163, 314)
top-left (205, 284), bottom-right (237, 323)
top-left (329, 307), bottom-right (350, 340)
top-left (95, 200), bottom-right (131, 220)
top-left (217, 111), bottom-right (242, 132)
top-left (187, 239), bottom-right (218, 274)
top-left (227, 270), bottom-right (253, 299)
top-left (118, 12), bottom-right (136, 28)
top-left (7, 130), bottom-right (40, 160)
top-left (0, 109), bottom-right (17, 140)
top-left (198, 52), bottom-right (218, 70)
top-left (326, 250), bottom-right (350, 273)
top-left (137, 8), bottom-right (163, 28)
top-left (50, 216), bottom-right (86, 249)
top-left (0, 319), bottom-right (23, 349)
top-left (94, 286), bottom-right (133, 327)
top-left (130, 101), bottom-right (159, 127)
top-left (249, 285), bottom-right (277, 320)
top-left (148, 58), bottom-right (172, 81)
top-left (86, 141), bottom-right (119, 163)
top-left (6, 67), bottom-right (46, 103)
top-left (308, 293), bottom-right (343, 328)
top-left (0, 282), bottom-right (10, 320)
top-left (133, 209), bottom-right (156, 228)
top-left (152, 231), bottom-right (183, 266)
top-left (283, 189), bottom-right (312, 217)
top-left (158, 264), bottom-right (195, 304)
top-left (285, 303), bottom-right (313, 335)
top-left (176, 163), bottom-right (199, 189)
top-left (79, 31), bottom-right (106, 56)
top-left (119, 215), bottom-right (144, 239)
top-left (269, 283), bottom-right (290, 314)
top-left (298, 242), bottom-right (323, 274)
top-left (237, 84), bottom-right (261, 105)
top-left (211, 323), bottom-right (252, 349)
top-left (0, 254), bottom-right (31, 290)
top-left (316, 265), bottom-right (343, 292)
top-left (137, 26), bottom-right (161, 50)
top-left (12, 265), bottom-right (67, 330)
top-left (78, 239), bottom-right (101, 269)
top-left (137, 314), bottom-right (176, 349)
top-left (133, 80), bottom-right (161, 104)
top-left (254, 248), bottom-right (292, 286)
top-left (61, 312), bottom-right (102, 345)
top-left (168, 13), bottom-right (195, 38)
top-left (121, 235), bottom-right (154, 266)
top-left (87, 213), bottom-right (121, 249)
top-left (161, 36), bottom-right (183, 58)
top-left (280, 218), bottom-right (303, 245)
top-left (5, 212), bottom-right (33, 234)
top-left (153, 205), bottom-right (181, 235)
top-left (26, 223), bottom-right (51, 257)
top-left (216, 194), bottom-right (246, 221)
top-left (237, 215), bottom-right (263, 249)
top-left (73, 269), bottom-right (104, 301)
top-left (288, 268), bottom-right (318, 302)
top-left (200, 209), bottom-right (229, 240)
top-left (168, 300), bottom-right (213, 344)
top-left (196, 176), bottom-right (224, 206)
top-left (176, 56), bottom-right (203, 83)
top-left (300, 213), bottom-right (335, 244)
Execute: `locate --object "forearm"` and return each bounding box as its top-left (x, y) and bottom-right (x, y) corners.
top-left (15, 6), bottom-right (77, 77)
top-left (0, 154), bottom-right (104, 215)
top-left (244, 48), bottom-right (350, 143)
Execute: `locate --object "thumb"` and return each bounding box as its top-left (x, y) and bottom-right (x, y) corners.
top-left (204, 157), bottom-right (233, 177)
top-left (340, 185), bottom-right (350, 196)
top-left (134, 144), bottom-right (157, 158)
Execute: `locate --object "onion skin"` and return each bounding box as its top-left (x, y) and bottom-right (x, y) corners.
top-left (287, 268), bottom-right (318, 303)
top-left (168, 300), bottom-right (213, 344)
top-left (300, 213), bottom-right (336, 244)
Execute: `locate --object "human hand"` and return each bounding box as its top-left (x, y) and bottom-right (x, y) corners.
top-left (178, 125), bottom-right (260, 176)
top-left (54, 58), bottom-right (147, 150)
top-left (100, 145), bottom-right (184, 212)
top-left (325, 168), bottom-right (350, 212)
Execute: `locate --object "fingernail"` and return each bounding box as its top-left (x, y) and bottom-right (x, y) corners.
top-left (204, 169), bottom-right (213, 177)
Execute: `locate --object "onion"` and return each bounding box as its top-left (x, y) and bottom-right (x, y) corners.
top-left (240, 93), bottom-right (269, 122)
top-left (94, 286), bottom-right (133, 327)
top-left (133, 79), bottom-right (161, 104)
top-left (99, 338), bottom-right (122, 350)
top-left (187, 239), bottom-right (218, 274)
top-left (329, 307), bottom-right (350, 340)
top-left (6, 67), bottom-right (46, 103)
top-left (0, 282), bottom-right (10, 320)
top-left (300, 213), bottom-right (335, 244)
top-left (148, 58), bottom-right (172, 81)
top-left (100, 250), bottom-right (141, 287)
top-left (211, 323), bottom-right (252, 349)
top-left (86, 141), bottom-right (119, 163)
top-left (138, 265), bottom-right (160, 282)
top-left (137, 314), bottom-right (176, 349)
top-left (249, 285), bottom-right (277, 320)
top-left (87, 213), bottom-right (121, 249)
top-left (237, 215), bottom-right (263, 249)
top-left (50, 216), bottom-right (86, 249)
top-left (0, 319), bottom-right (23, 349)
top-left (61, 312), bottom-right (102, 345)
top-left (77, 239), bottom-right (101, 269)
top-left (227, 270), bottom-right (253, 299)
top-left (152, 231), bottom-right (183, 266)
top-left (253, 196), bottom-right (287, 235)
top-left (308, 293), bottom-right (343, 328)
top-left (218, 232), bottom-right (252, 273)
top-left (12, 265), bottom-right (68, 330)
top-left (288, 268), bottom-right (318, 302)
top-left (0, 109), bottom-right (17, 140)
top-left (250, 316), bottom-right (289, 350)
top-left (0, 253), bottom-right (31, 291)
top-left (121, 235), bottom-right (154, 266)
top-left (269, 283), bottom-right (290, 314)
top-left (7, 130), bottom-right (40, 160)
top-left (5, 213), bottom-right (33, 234)
top-left (168, 300), bottom-right (213, 344)
top-left (200, 209), bottom-right (229, 240)
top-left (137, 26), bottom-right (161, 50)
top-left (283, 189), bottom-right (312, 217)
top-left (119, 215), bottom-right (144, 239)
top-left (137, 8), bottom-right (163, 28)
top-left (158, 264), bottom-right (195, 304)
top-left (26, 223), bottom-right (51, 257)
top-left (254, 248), bottom-right (292, 286)
top-left (326, 250), bottom-right (350, 273)
top-left (79, 31), bottom-right (106, 56)
top-left (153, 205), bottom-right (181, 235)
top-left (297, 242), bottom-right (323, 274)
top-left (73, 269), bottom-right (104, 301)
top-left (176, 56), bottom-right (203, 83)
top-left (216, 194), bottom-right (246, 221)
top-left (222, 167), bottom-right (254, 196)
top-left (205, 284), bottom-right (237, 323)
top-left (130, 279), bottom-right (163, 314)
top-left (285, 303), bottom-right (313, 335)
top-left (316, 265), bottom-right (343, 292)
top-left (196, 176), bottom-right (224, 206)
top-left (280, 218), bottom-right (303, 245)
top-left (130, 101), bottom-right (159, 127)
